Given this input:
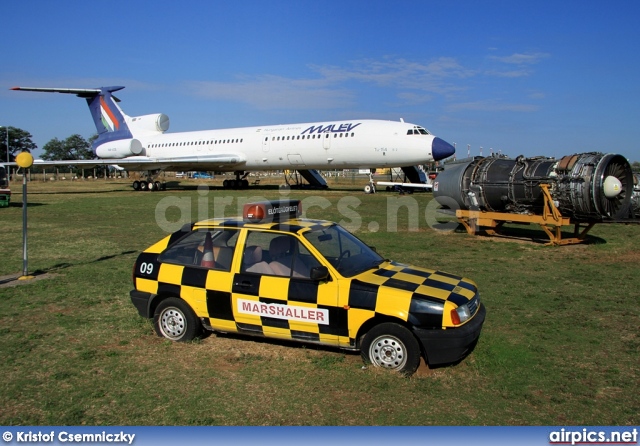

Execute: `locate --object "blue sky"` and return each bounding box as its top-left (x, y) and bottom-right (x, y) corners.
top-left (1, 0), bottom-right (639, 161)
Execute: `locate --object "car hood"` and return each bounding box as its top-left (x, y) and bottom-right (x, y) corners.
top-left (355, 261), bottom-right (478, 303)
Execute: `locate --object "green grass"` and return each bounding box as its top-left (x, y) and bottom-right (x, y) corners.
top-left (0, 176), bottom-right (638, 425)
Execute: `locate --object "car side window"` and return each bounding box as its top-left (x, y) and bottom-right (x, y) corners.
top-left (241, 231), bottom-right (321, 278)
top-left (158, 228), bottom-right (238, 271)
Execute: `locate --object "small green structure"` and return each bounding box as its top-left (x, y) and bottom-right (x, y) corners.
top-left (0, 164), bottom-right (10, 207)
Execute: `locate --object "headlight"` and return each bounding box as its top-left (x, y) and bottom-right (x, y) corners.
top-left (450, 303), bottom-right (471, 325)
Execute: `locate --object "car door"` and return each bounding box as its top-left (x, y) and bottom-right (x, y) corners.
top-left (231, 230), bottom-right (343, 345)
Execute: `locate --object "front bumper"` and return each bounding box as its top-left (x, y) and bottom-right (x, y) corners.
top-left (413, 303), bottom-right (486, 365)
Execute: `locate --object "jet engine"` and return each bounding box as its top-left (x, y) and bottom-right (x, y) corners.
top-left (434, 152), bottom-right (633, 221)
top-left (128, 113), bottom-right (170, 134)
top-left (95, 138), bottom-right (144, 159)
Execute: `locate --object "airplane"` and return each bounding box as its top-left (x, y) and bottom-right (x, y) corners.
top-left (11, 86), bottom-right (456, 191)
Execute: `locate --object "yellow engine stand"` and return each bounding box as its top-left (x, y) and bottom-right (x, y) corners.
top-left (455, 184), bottom-right (596, 246)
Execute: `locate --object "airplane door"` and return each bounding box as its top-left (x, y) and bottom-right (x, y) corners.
top-left (287, 154), bottom-right (305, 166)
top-left (323, 133), bottom-right (331, 150)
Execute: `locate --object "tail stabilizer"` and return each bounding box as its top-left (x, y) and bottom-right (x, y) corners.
top-left (11, 86), bottom-right (134, 147)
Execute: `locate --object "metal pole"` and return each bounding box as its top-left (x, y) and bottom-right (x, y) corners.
top-left (5, 126), bottom-right (9, 164)
top-left (16, 151), bottom-right (35, 281)
top-left (22, 171), bottom-right (28, 276)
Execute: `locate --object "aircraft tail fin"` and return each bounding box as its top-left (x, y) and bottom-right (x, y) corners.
top-left (11, 86), bottom-right (134, 143)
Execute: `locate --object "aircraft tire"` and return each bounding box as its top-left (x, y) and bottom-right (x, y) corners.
top-left (140, 181), bottom-right (148, 191)
top-left (242, 179), bottom-right (249, 188)
top-left (132, 181), bottom-right (140, 191)
top-left (154, 181), bottom-right (162, 191)
top-left (223, 179), bottom-right (229, 189)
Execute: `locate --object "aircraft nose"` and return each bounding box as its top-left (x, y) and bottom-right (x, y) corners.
top-left (432, 137), bottom-right (456, 161)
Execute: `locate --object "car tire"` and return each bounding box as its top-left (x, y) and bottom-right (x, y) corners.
top-left (361, 323), bottom-right (421, 375)
top-left (153, 297), bottom-right (202, 342)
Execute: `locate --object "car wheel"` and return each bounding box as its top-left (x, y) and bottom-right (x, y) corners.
top-left (361, 323), bottom-right (421, 375)
top-left (153, 297), bottom-right (202, 342)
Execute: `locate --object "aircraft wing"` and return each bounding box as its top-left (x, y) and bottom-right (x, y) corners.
top-left (16, 153), bottom-right (247, 172)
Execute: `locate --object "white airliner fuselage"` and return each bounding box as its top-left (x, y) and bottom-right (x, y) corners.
top-left (12, 86), bottom-right (456, 189)
top-left (102, 119), bottom-right (450, 172)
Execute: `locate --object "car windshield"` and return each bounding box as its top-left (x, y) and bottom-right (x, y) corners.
top-left (303, 224), bottom-right (384, 277)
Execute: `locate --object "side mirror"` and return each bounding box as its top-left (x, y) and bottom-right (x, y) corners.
top-left (309, 266), bottom-right (329, 281)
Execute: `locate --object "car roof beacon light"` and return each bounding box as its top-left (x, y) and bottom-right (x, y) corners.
top-left (243, 199), bottom-right (302, 223)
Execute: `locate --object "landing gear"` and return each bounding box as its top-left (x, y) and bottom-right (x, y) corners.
top-left (364, 170), bottom-right (376, 194)
top-left (222, 171), bottom-right (250, 190)
top-left (132, 172), bottom-right (166, 192)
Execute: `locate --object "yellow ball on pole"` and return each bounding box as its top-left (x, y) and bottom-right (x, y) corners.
top-left (16, 151), bottom-right (34, 169)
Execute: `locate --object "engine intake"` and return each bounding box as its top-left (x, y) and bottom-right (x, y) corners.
top-left (434, 152), bottom-right (633, 221)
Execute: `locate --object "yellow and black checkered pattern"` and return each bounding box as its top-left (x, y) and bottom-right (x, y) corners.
top-left (133, 218), bottom-right (480, 349)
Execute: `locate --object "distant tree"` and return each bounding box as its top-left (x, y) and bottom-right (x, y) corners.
top-left (41, 134), bottom-right (93, 160)
top-left (631, 161), bottom-right (640, 173)
top-left (1, 126), bottom-right (38, 162)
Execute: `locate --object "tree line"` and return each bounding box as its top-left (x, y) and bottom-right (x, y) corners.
top-left (1, 126), bottom-right (99, 175)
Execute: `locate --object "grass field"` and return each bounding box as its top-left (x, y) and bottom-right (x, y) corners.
top-left (0, 176), bottom-right (638, 426)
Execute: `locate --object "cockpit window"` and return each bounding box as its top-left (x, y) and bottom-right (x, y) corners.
top-left (408, 127), bottom-right (430, 135)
